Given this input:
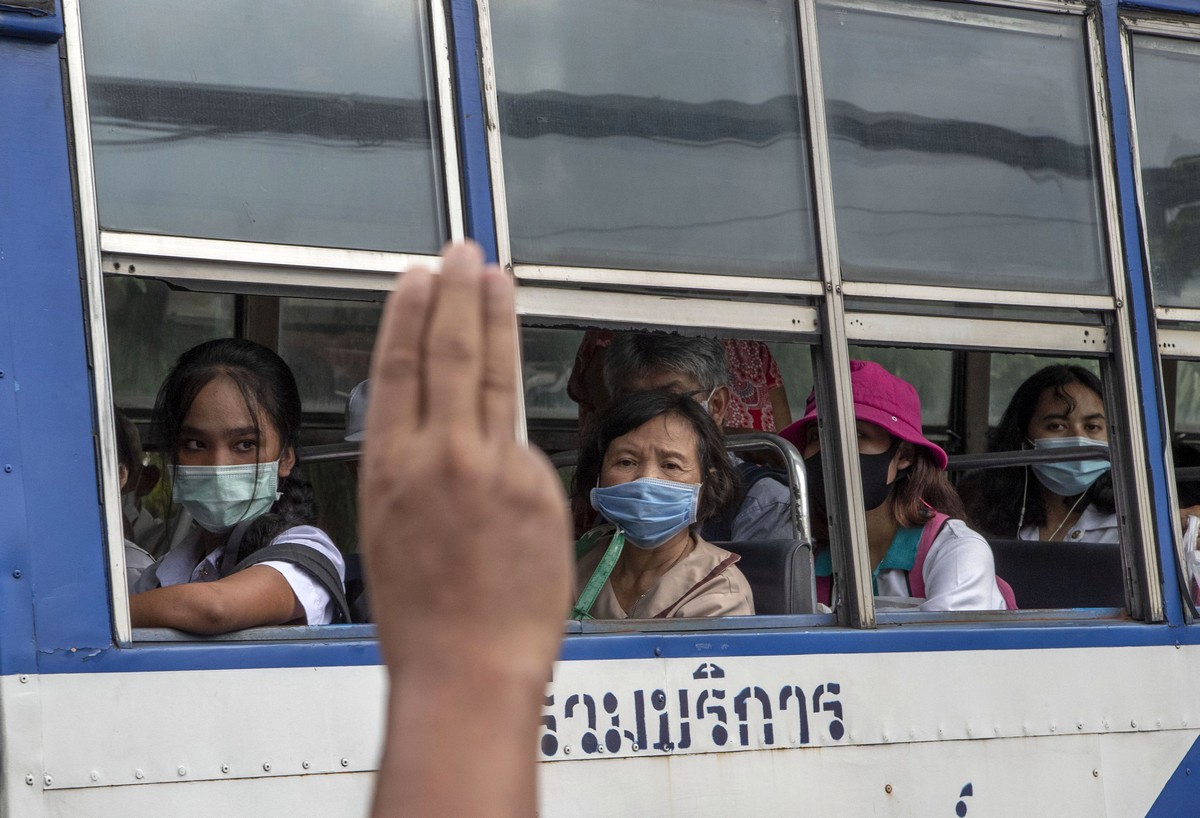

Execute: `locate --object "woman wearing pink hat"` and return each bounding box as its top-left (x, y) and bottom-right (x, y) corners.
top-left (780, 360), bottom-right (1014, 612)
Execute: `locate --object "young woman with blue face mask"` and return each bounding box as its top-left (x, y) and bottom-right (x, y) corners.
top-left (129, 338), bottom-right (347, 633)
top-left (963, 365), bottom-right (1117, 544)
top-left (570, 391), bottom-right (754, 619)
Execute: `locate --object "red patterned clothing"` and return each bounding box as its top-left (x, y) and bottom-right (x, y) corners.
top-left (721, 339), bottom-right (784, 432)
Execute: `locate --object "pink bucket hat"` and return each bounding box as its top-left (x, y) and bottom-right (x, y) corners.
top-left (779, 360), bottom-right (948, 470)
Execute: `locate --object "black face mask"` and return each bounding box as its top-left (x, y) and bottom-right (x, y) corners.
top-left (804, 437), bottom-right (901, 516)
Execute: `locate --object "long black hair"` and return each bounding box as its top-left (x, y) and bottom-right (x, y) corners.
top-left (962, 364), bottom-right (1114, 537)
top-left (153, 338), bottom-right (317, 560)
top-left (572, 390), bottom-right (739, 527)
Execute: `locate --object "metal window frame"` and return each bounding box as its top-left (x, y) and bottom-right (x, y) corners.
top-left (1089, 8), bottom-right (1162, 621)
top-left (476, 0), bottom-right (826, 298)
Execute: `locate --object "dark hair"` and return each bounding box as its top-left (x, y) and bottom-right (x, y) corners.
top-left (572, 390), bottom-right (739, 527)
top-left (889, 442), bottom-right (966, 527)
top-left (1174, 440), bottom-right (1200, 508)
top-left (963, 364), bottom-right (1114, 537)
top-left (603, 333), bottom-right (729, 396)
top-left (153, 338), bottom-right (317, 559)
top-left (114, 407), bottom-right (143, 476)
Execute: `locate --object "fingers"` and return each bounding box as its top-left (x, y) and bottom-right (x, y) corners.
top-left (367, 265), bottom-right (435, 446)
top-left (481, 265), bottom-right (518, 439)
top-left (424, 242), bottom-right (486, 429)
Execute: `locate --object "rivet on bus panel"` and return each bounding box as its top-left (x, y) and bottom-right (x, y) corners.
top-left (221, 765), bottom-right (230, 774)
top-left (4, 465), bottom-right (12, 473)
top-left (263, 763), bottom-right (271, 772)
top-left (563, 746), bottom-right (572, 755)
top-left (885, 784), bottom-right (893, 795)
top-left (1093, 769), bottom-right (1100, 778)
top-left (177, 766), bottom-right (187, 776)
top-left (1131, 720), bottom-right (1138, 729)
top-left (43, 775), bottom-right (52, 787)
top-left (12, 570), bottom-right (20, 579)
top-left (18, 675), bottom-right (27, 683)
top-left (1077, 722), bottom-right (1084, 730)
top-left (302, 761), bottom-right (310, 770)
top-left (90, 771), bottom-right (99, 782)
top-left (134, 770), bottom-right (144, 780)
top-left (24, 774), bottom-right (32, 785)
top-left (341, 758), bottom-right (349, 767)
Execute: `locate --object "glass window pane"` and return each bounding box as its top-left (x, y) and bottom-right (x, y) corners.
top-left (1131, 35), bottom-right (1200, 309)
top-left (277, 298), bottom-right (383, 418)
top-left (1175, 360), bottom-right (1200, 435)
top-left (817, 1), bottom-right (1107, 293)
top-left (105, 277), bottom-right (235, 411)
top-left (82, 0), bottom-right (447, 253)
top-left (491, 0), bottom-right (817, 278)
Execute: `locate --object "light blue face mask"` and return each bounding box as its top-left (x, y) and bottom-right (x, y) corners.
top-left (590, 477), bottom-right (701, 550)
top-left (170, 460), bottom-right (281, 533)
top-left (1030, 437), bottom-right (1110, 497)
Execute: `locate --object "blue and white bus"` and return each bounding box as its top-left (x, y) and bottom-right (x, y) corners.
top-left (3, 0), bottom-right (1200, 814)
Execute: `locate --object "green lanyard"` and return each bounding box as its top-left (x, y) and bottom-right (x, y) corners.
top-left (572, 525), bottom-right (626, 620)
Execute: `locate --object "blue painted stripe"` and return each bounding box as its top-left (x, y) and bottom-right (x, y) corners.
top-left (1146, 734), bottom-right (1200, 816)
top-left (448, 0), bottom-right (498, 262)
top-left (21, 617), bottom-right (1200, 674)
top-left (1100, 0), bottom-right (1187, 626)
top-left (0, 1), bottom-right (62, 43)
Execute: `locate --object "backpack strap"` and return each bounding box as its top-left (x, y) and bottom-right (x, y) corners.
top-left (909, 512), bottom-right (1018, 610)
top-left (231, 542), bottom-right (352, 625)
top-left (572, 527), bottom-right (625, 620)
top-left (906, 512), bottom-right (949, 600)
top-left (700, 460), bottom-right (787, 542)
top-left (653, 553), bottom-right (741, 619)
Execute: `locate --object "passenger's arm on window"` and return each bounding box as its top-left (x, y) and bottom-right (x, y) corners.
top-left (129, 566), bottom-right (301, 634)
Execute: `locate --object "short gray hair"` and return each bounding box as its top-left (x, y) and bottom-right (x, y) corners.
top-left (603, 333), bottom-right (728, 395)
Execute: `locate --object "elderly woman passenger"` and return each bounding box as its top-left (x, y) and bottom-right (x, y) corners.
top-left (571, 391), bottom-right (755, 619)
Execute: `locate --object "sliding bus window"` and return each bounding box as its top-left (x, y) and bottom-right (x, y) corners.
top-left (1130, 32), bottom-right (1200, 309)
top-left (816, 0), bottom-right (1108, 294)
top-left (105, 277), bottom-right (235, 412)
top-left (81, 0), bottom-right (449, 253)
top-left (488, 0), bottom-right (817, 279)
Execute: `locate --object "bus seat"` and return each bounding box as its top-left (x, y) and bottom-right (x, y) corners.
top-left (987, 538), bottom-right (1125, 609)
top-left (343, 552), bottom-right (371, 623)
top-left (714, 538), bottom-right (816, 616)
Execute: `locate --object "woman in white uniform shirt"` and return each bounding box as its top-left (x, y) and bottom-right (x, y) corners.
top-left (963, 365), bottom-right (1117, 545)
top-left (131, 338), bottom-right (346, 633)
top-left (781, 360), bottom-right (1010, 612)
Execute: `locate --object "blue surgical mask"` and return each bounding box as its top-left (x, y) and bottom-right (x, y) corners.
top-left (1030, 437), bottom-right (1110, 497)
top-left (170, 460), bottom-right (281, 533)
top-left (590, 477), bottom-right (701, 550)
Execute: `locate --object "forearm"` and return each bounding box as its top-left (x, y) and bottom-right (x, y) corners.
top-left (373, 653), bottom-right (549, 818)
top-left (130, 585), bottom-right (232, 634)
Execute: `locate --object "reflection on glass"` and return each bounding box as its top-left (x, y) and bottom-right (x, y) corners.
top-left (1132, 36), bottom-right (1200, 308)
top-left (105, 277), bottom-right (235, 410)
top-left (277, 298), bottom-right (383, 416)
top-left (82, 0), bottom-right (446, 253)
top-left (817, 1), bottom-right (1107, 293)
top-left (1175, 361), bottom-right (1200, 435)
top-left (491, 0), bottom-right (816, 278)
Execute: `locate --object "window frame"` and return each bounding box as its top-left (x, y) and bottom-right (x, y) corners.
top-left (64, 0), bottom-right (467, 645)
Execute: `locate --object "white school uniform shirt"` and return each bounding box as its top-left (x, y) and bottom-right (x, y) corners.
top-left (134, 525), bottom-right (345, 625)
top-left (123, 540), bottom-right (156, 588)
top-left (1017, 503), bottom-right (1119, 544)
top-left (874, 519), bottom-right (1007, 612)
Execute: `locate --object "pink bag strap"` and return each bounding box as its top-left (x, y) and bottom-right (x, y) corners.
top-left (907, 512), bottom-right (949, 600)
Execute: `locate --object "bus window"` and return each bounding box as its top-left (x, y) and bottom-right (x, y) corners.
top-left (277, 297), bottom-right (382, 417)
top-left (105, 277), bottom-right (234, 412)
top-left (816, 0), bottom-right (1107, 294)
top-left (488, 0), bottom-right (817, 280)
top-left (81, 0), bottom-right (449, 253)
top-left (1130, 32), bottom-right (1200, 308)
top-left (1129, 22), bottom-right (1200, 611)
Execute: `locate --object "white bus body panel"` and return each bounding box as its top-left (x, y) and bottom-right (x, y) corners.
top-left (3, 644), bottom-right (1197, 816)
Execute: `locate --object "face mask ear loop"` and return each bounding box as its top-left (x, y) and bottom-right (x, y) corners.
top-left (1016, 465), bottom-right (1029, 537)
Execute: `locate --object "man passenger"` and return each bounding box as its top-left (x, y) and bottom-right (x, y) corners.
top-left (603, 333), bottom-right (794, 543)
